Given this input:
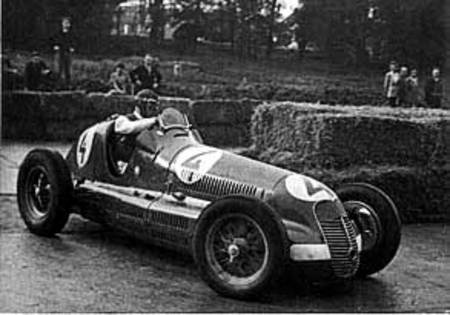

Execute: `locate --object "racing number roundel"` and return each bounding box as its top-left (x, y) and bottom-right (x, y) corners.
top-left (171, 147), bottom-right (223, 184)
top-left (76, 126), bottom-right (96, 168)
top-left (285, 174), bottom-right (336, 202)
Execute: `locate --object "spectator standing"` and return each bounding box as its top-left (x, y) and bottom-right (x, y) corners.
top-left (53, 17), bottom-right (75, 86)
top-left (24, 51), bottom-right (51, 91)
top-left (383, 61), bottom-right (400, 107)
top-left (405, 68), bottom-right (420, 107)
top-left (107, 63), bottom-right (132, 96)
top-left (425, 68), bottom-right (444, 108)
top-left (130, 54), bottom-right (162, 99)
top-left (397, 66), bottom-right (409, 106)
top-left (1, 53), bottom-right (22, 90)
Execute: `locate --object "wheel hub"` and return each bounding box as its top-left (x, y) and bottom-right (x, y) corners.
top-left (26, 168), bottom-right (52, 217)
top-left (206, 214), bottom-right (269, 284)
top-left (227, 244), bottom-right (240, 262)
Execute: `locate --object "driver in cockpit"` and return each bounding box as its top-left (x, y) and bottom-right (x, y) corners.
top-left (111, 104), bottom-right (158, 174)
top-left (114, 105), bottom-right (158, 135)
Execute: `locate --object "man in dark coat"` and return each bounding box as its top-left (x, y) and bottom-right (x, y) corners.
top-left (425, 68), bottom-right (444, 108)
top-left (130, 54), bottom-right (162, 98)
top-left (53, 17), bottom-right (75, 85)
top-left (24, 52), bottom-right (51, 90)
top-left (397, 66), bottom-right (409, 107)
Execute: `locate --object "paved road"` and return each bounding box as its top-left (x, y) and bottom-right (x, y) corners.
top-left (0, 195), bottom-right (449, 313)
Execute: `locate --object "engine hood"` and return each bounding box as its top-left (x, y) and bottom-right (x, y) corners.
top-left (164, 144), bottom-right (338, 203)
top-left (165, 144), bottom-right (291, 192)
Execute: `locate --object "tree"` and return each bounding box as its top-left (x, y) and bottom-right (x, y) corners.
top-left (3, 0), bottom-right (121, 52)
top-left (265, 0), bottom-right (280, 57)
top-left (297, 0), bottom-right (446, 68)
top-left (149, 0), bottom-right (164, 44)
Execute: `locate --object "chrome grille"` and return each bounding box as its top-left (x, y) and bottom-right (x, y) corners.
top-left (178, 171), bottom-right (264, 199)
top-left (320, 216), bottom-right (359, 278)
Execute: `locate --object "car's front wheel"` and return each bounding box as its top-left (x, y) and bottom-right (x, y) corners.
top-left (17, 149), bottom-right (73, 236)
top-left (337, 183), bottom-right (401, 277)
top-left (193, 197), bottom-right (287, 300)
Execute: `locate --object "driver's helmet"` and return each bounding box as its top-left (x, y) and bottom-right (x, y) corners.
top-left (133, 100), bottom-right (159, 119)
top-left (159, 107), bottom-right (189, 128)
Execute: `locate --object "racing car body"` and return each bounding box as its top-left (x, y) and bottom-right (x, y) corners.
top-left (17, 107), bottom-right (401, 299)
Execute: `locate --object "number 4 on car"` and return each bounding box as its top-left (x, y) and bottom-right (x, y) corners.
top-left (17, 107), bottom-right (401, 300)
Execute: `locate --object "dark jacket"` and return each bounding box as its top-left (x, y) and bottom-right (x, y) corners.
top-left (24, 60), bottom-right (49, 90)
top-left (53, 30), bottom-right (76, 54)
top-left (130, 65), bottom-right (162, 91)
top-left (425, 78), bottom-right (444, 108)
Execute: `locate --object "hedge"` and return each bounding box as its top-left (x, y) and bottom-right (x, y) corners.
top-left (252, 102), bottom-right (450, 169)
top-left (190, 99), bottom-right (261, 125)
top-left (159, 81), bottom-right (391, 106)
top-left (2, 91), bottom-right (166, 141)
top-left (197, 124), bottom-right (250, 147)
top-left (1, 91), bottom-right (260, 146)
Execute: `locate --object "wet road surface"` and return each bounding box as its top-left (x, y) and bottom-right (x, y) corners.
top-left (0, 195), bottom-right (449, 313)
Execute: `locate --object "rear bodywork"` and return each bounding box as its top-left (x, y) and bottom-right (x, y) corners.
top-left (66, 112), bottom-right (361, 281)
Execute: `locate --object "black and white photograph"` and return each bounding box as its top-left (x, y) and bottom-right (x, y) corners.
top-left (0, 0), bottom-right (449, 312)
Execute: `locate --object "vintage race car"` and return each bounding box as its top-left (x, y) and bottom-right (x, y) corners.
top-left (17, 107), bottom-right (401, 299)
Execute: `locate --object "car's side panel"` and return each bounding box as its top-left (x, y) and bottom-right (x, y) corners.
top-left (73, 181), bottom-right (204, 252)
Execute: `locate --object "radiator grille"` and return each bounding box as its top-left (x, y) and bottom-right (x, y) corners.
top-left (177, 171), bottom-right (264, 199)
top-left (319, 216), bottom-right (359, 278)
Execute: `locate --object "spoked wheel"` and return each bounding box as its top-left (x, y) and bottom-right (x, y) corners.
top-left (205, 213), bottom-right (269, 287)
top-left (337, 183), bottom-right (401, 277)
top-left (194, 198), bottom-right (287, 300)
top-left (17, 149), bottom-right (72, 236)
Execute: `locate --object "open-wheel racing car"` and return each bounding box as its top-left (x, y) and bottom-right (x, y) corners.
top-left (17, 107), bottom-right (401, 299)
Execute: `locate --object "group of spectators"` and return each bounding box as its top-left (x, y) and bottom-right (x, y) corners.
top-left (2, 50), bottom-right (163, 100)
top-left (107, 54), bottom-right (162, 99)
top-left (2, 16), bottom-right (163, 100)
top-left (384, 61), bottom-right (444, 108)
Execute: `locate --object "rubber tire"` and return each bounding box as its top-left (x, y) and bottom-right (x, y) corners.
top-left (17, 149), bottom-right (73, 236)
top-left (336, 183), bottom-right (401, 277)
top-left (193, 197), bottom-right (288, 300)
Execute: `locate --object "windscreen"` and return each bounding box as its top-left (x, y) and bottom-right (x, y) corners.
top-left (159, 108), bottom-right (189, 129)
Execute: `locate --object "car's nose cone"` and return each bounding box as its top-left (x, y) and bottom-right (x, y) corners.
top-left (284, 174), bottom-right (337, 203)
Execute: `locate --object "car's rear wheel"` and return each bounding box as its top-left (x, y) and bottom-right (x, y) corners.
top-left (17, 149), bottom-right (72, 236)
top-left (336, 183), bottom-right (401, 277)
top-left (193, 198), bottom-right (287, 300)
